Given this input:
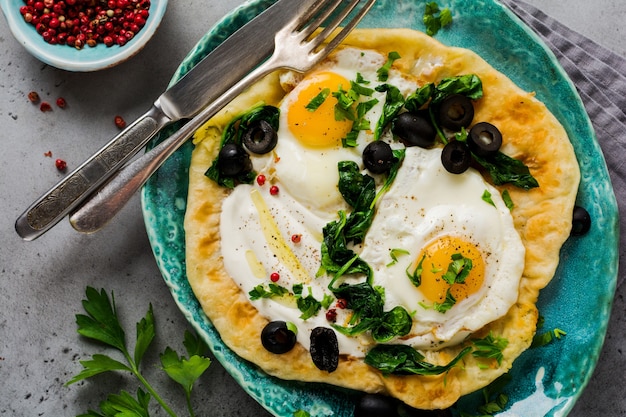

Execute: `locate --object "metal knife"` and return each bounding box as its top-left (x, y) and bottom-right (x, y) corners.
top-left (15, 0), bottom-right (320, 241)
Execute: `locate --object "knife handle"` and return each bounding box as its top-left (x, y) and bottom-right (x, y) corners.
top-left (15, 105), bottom-right (172, 241)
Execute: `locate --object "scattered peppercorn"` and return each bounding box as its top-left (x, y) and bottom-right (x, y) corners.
top-left (44, 150), bottom-right (53, 157)
top-left (28, 91), bottom-right (40, 103)
top-left (256, 174), bottom-right (266, 186)
top-left (336, 298), bottom-right (348, 309)
top-left (325, 309), bottom-right (337, 322)
top-left (56, 97), bottom-right (67, 108)
top-left (40, 102), bottom-right (52, 112)
top-left (55, 158), bottom-right (67, 171)
top-left (19, 0), bottom-right (152, 50)
top-left (270, 272), bottom-right (280, 283)
top-left (291, 234), bottom-right (302, 244)
top-left (114, 115), bottom-right (126, 129)
top-left (269, 185), bottom-right (279, 195)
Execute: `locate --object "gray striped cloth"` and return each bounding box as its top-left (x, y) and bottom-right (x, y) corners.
top-left (501, 0), bottom-right (626, 286)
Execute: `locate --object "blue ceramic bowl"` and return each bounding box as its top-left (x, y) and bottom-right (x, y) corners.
top-left (142, 1), bottom-right (619, 416)
top-left (0, 0), bottom-right (167, 71)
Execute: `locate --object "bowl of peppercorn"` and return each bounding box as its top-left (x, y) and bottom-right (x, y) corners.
top-left (0, 0), bottom-right (167, 72)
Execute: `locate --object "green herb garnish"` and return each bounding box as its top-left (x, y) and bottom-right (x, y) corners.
top-left (442, 253), bottom-right (473, 285)
top-left (305, 87), bottom-right (330, 111)
top-left (502, 189), bottom-right (515, 210)
top-left (406, 253), bottom-right (425, 287)
top-left (531, 328), bottom-right (567, 348)
top-left (472, 332), bottom-right (509, 366)
top-left (248, 283), bottom-right (289, 300)
top-left (377, 51), bottom-right (401, 81)
top-left (67, 287), bottom-right (212, 417)
top-left (387, 248), bottom-right (410, 267)
top-left (482, 189), bottom-right (496, 207)
top-left (423, 2), bottom-right (453, 36)
top-left (433, 289), bottom-right (457, 313)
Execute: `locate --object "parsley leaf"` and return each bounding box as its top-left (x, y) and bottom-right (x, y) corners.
top-left (376, 51), bottom-right (401, 81)
top-left (531, 328), bottom-right (567, 348)
top-left (502, 189), bottom-right (515, 210)
top-left (68, 287), bottom-right (212, 417)
top-left (472, 332), bottom-right (509, 366)
top-left (79, 388), bottom-right (152, 417)
top-left (248, 283), bottom-right (289, 300)
top-left (160, 334), bottom-right (212, 414)
top-left (423, 2), bottom-right (453, 36)
top-left (482, 190), bottom-right (496, 207)
top-left (305, 87), bottom-right (330, 111)
top-left (387, 248), bottom-right (410, 267)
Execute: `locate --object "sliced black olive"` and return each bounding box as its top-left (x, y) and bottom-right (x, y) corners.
top-left (571, 206), bottom-right (591, 236)
top-left (309, 327), bottom-right (339, 372)
top-left (441, 140), bottom-right (472, 174)
top-left (363, 141), bottom-right (394, 174)
top-left (261, 321), bottom-right (296, 354)
top-left (437, 94), bottom-right (474, 131)
top-left (354, 394), bottom-right (398, 417)
top-left (468, 122), bottom-right (503, 157)
top-left (217, 143), bottom-right (253, 177)
top-left (391, 111), bottom-right (436, 148)
top-left (242, 120), bottom-right (278, 154)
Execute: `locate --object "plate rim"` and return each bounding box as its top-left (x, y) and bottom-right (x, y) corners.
top-left (141, 1), bottom-right (620, 416)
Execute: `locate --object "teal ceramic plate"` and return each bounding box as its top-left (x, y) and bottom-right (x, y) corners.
top-left (142, 1), bottom-right (619, 416)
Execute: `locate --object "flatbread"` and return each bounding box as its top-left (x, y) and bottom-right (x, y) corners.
top-left (184, 29), bottom-right (580, 409)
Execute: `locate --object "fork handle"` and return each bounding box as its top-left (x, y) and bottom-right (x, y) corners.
top-left (68, 50), bottom-right (284, 234)
top-left (15, 104), bottom-right (172, 241)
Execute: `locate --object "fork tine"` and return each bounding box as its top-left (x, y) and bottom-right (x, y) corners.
top-left (296, 0), bottom-right (346, 40)
top-left (307, 0), bottom-right (362, 49)
top-left (289, 0), bottom-right (343, 36)
top-left (313, 0), bottom-right (376, 58)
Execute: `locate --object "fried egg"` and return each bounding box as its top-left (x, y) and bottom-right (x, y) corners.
top-left (359, 146), bottom-right (525, 349)
top-left (219, 47), bottom-right (525, 356)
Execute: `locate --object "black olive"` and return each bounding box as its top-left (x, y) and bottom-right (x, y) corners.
top-left (354, 394), bottom-right (399, 417)
top-left (391, 111), bottom-right (436, 148)
top-left (217, 143), bottom-right (253, 177)
top-left (363, 141), bottom-right (395, 174)
top-left (309, 327), bottom-right (339, 372)
top-left (260, 321), bottom-right (296, 354)
top-left (242, 120), bottom-right (278, 154)
top-left (571, 205), bottom-right (591, 236)
top-left (437, 94), bottom-right (474, 131)
top-left (441, 140), bottom-right (472, 174)
top-left (468, 122), bottom-right (503, 157)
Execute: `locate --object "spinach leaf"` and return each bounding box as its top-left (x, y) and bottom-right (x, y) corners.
top-left (405, 83), bottom-right (435, 113)
top-left (374, 84), bottom-right (405, 140)
top-left (205, 104), bottom-right (279, 188)
top-left (331, 283), bottom-right (412, 342)
top-left (372, 306), bottom-right (413, 343)
top-left (365, 344), bottom-right (471, 375)
top-left (473, 152), bottom-right (539, 190)
top-left (432, 74), bottom-right (483, 104)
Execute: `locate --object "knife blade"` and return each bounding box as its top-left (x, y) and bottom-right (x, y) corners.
top-left (15, 0), bottom-right (320, 241)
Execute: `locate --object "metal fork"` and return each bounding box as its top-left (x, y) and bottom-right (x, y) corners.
top-left (69, 0), bottom-right (375, 233)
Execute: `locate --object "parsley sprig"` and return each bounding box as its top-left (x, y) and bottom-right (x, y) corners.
top-left (67, 287), bottom-right (212, 417)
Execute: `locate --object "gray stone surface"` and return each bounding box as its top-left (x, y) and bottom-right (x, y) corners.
top-left (0, 1), bottom-right (623, 416)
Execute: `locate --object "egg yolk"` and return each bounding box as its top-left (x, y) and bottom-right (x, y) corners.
top-left (411, 236), bottom-right (485, 304)
top-left (287, 71), bottom-right (353, 148)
